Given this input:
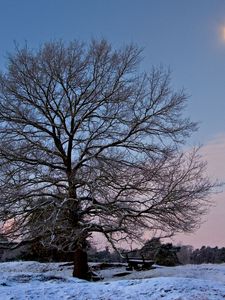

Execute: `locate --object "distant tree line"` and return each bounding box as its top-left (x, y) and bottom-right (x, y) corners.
top-left (89, 238), bottom-right (181, 266)
top-left (2, 233), bottom-right (225, 266)
top-left (190, 246), bottom-right (225, 264)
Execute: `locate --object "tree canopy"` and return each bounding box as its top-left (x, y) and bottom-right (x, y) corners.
top-left (0, 39), bottom-right (215, 278)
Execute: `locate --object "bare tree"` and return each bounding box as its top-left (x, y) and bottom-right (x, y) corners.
top-left (0, 40), bottom-right (215, 279)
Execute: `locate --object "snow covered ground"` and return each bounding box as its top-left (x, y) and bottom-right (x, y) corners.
top-left (0, 261), bottom-right (225, 299)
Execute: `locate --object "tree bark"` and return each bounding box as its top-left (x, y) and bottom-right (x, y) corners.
top-left (73, 247), bottom-right (90, 280)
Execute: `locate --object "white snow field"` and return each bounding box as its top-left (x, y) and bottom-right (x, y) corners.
top-left (0, 261), bottom-right (225, 299)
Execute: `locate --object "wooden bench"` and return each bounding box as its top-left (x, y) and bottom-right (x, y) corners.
top-left (125, 254), bottom-right (154, 271)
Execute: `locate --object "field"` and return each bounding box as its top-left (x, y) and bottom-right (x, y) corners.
top-left (0, 261), bottom-right (225, 299)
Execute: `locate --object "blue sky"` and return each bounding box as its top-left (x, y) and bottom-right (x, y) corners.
top-left (0, 0), bottom-right (225, 144)
top-left (0, 0), bottom-right (225, 247)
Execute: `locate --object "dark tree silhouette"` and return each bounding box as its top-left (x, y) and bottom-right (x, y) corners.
top-left (0, 39), bottom-right (215, 279)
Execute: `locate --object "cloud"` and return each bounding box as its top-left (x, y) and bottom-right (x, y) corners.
top-left (200, 133), bottom-right (225, 180)
top-left (95, 135), bottom-right (225, 250)
top-left (174, 134), bottom-right (225, 248)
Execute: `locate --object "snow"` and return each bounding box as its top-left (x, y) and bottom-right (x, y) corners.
top-left (0, 262), bottom-right (225, 299)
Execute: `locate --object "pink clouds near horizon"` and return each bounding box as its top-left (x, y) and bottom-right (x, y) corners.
top-left (94, 135), bottom-right (225, 251)
top-left (173, 134), bottom-right (225, 249)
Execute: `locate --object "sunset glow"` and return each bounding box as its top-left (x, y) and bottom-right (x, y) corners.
top-left (220, 26), bottom-right (225, 42)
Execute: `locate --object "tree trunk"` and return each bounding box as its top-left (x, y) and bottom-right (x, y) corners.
top-left (73, 247), bottom-right (90, 280)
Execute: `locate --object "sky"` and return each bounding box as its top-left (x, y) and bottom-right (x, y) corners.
top-left (0, 0), bottom-right (224, 249)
